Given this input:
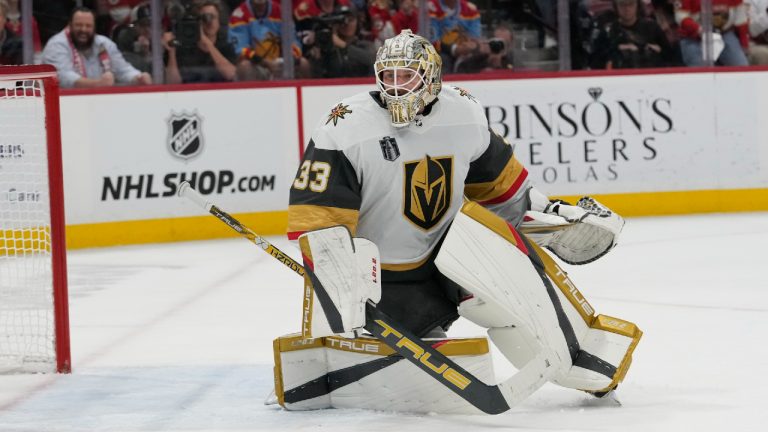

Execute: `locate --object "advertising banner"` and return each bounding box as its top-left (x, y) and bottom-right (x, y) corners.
top-left (460, 74), bottom-right (717, 195)
top-left (57, 70), bottom-right (768, 247)
top-left (711, 72), bottom-right (767, 190)
top-left (301, 73), bottom-right (768, 196)
top-left (60, 87), bottom-right (299, 225)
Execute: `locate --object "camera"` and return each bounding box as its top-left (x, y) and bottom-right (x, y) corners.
top-left (488, 38), bottom-right (506, 54)
top-left (169, 1), bottom-right (200, 52)
top-left (312, 6), bottom-right (353, 50)
top-left (114, 25), bottom-right (149, 54)
top-left (174, 16), bottom-right (200, 50)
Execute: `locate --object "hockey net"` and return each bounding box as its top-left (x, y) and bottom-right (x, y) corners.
top-left (0, 65), bottom-right (70, 373)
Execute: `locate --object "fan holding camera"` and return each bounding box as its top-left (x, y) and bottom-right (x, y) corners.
top-left (301, 4), bottom-right (376, 78)
top-left (164, 0), bottom-right (237, 84)
top-left (449, 25), bottom-right (514, 74)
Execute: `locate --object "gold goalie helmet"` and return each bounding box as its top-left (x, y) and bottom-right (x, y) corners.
top-left (375, 30), bottom-right (442, 128)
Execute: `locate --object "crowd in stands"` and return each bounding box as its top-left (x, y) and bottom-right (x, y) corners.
top-left (3, 0), bottom-right (768, 87)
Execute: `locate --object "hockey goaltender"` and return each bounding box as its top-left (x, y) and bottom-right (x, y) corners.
top-left (273, 30), bottom-right (642, 414)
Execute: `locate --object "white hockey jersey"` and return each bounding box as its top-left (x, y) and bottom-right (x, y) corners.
top-left (288, 86), bottom-right (532, 271)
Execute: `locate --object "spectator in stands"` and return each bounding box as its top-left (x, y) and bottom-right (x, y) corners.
top-left (34, 1), bottom-right (76, 45)
top-left (294, 0), bottom-right (351, 29)
top-left (428, 0), bottom-right (482, 73)
top-left (305, 4), bottom-right (375, 77)
top-left (368, 0), bottom-right (395, 46)
top-left (647, 0), bottom-right (683, 57)
top-left (113, 4), bottom-right (153, 74)
top-left (591, 0), bottom-right (673, 68)
top-left (96, 0), bottom-right (147, 37)
top-left (229, 0), bottom-right (309, 80)
top-left (746, 0), bottom-right (768, 64)
top-left (165, 0), bottom-right (236, 83)
top-left (391, 0), bottom-right (418, 35)
top-left (4, 0), bottom-right (42, 62)
top-left (0, 1), bottom-right (21, 65)
top-left (41, 6), bottom-right (152, 88)
top-left (675, 0), bottom-right (749, 66)
top-left (486, 24), bottom-right (515, 70)
top-left (452, 23), bottom-right (515, 73)
top-left (294, 0), bottom-right (351, 76)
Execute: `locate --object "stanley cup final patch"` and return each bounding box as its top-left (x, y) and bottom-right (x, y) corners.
top-left (403, 155), bottom-right (453, 230)
top-left (167, 112), bottom-right (204, 160)
top-left (379, 136), bottom-right (400, 161)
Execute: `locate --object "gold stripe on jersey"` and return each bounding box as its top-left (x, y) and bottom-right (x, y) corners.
top-left (287, 204), bottom-right (359, 236)
top-left (464, 155), bottom-right (526, 203)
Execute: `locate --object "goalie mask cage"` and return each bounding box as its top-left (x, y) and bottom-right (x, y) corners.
top-left (0, 65), bottom-right (70, 374)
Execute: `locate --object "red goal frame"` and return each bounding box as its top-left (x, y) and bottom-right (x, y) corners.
top-left (0, 64), bottom-right (70, 373)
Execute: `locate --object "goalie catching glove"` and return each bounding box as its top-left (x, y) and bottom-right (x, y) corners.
top-left (521, 190), bottom-right (625, 265)
top-left (298, 226), bottom-right (382, 339)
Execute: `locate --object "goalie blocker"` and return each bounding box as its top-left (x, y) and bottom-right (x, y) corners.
top-left (297, 226), bottom-right (381, 339)
top-left (273, 203), bottom-right (641, 413)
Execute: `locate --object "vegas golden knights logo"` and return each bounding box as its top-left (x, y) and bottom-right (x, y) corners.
top-left (403, 155), bottom-right (453, 230)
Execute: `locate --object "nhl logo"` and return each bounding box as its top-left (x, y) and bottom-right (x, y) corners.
top-left (379, 136), bottom-right (400, 161)
top-left (167, 112), bottom-right (204, 160)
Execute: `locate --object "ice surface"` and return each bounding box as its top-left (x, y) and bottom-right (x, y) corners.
top-left (1, 212), bottom-right (767, 431)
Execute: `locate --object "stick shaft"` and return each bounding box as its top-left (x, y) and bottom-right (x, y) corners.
top-left (178, 181), bottom-right (304, 276)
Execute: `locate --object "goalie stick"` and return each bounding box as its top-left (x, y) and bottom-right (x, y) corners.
top-left (178, 181), bottom-right (551, 415)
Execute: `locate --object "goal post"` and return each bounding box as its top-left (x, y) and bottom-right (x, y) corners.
top-left (0, 64), bottom-right (71, 373)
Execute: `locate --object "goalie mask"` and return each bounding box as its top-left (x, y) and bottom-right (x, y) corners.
top-left (375, 30), bottom-right (442, 128)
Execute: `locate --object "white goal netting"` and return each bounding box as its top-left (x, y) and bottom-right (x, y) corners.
top-left (0, 78), bottom-right (58, 373)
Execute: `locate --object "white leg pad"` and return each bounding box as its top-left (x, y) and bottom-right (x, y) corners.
top-left (436, 205), bottom-right (572, 377)
top-left (298, 226), bottom-right (381, 339)
top-left (272, 333), bottom-right (497, 414)
top-left (552, 315), bottom-right (641, 391)
top-left (436, 202), bottom-right (642, 395)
